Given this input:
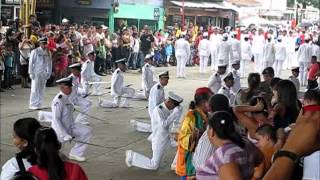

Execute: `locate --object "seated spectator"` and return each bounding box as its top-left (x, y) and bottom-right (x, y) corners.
top-left (28, 127), bottom-right (88, 180)
top-left (233, 96), bottom-right (269, 143)
top-left (196, 111), bottom-right (262, 180)
top-left (192, 94), bottom-right (230, 170)
top-left (302, 89), bottom-right (320, 180)
top-left (235, 73), bottom-right (261, 105)
top-left (259, 67), bottom-right (275, 109)
top-left (1, 118), bottom-right (41, 180)
top-left (253, 124), bottom-right (277, 180)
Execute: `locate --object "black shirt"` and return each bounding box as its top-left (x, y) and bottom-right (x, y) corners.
top-left (140, 34), bottom-right (154, 53)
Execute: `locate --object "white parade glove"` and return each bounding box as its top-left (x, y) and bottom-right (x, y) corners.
top-left (63, 134), bottom-right (73, 142)
top-left (29, 74), bottom-right (35, 80)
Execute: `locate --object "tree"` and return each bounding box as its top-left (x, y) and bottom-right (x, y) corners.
top-left (287, 0), bottom-right (295, 7)
top-left (296, 0), bottom-right (320, 9)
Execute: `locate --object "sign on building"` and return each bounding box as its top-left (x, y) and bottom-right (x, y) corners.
top-left (154, 8), bottom-right (160, 20)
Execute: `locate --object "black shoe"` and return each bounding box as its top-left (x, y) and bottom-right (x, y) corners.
top-left (0, 89), bottom-right (4, 92)
top-left (8, 87), bottom-right (14, 90)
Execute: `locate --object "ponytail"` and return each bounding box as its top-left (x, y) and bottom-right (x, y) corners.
top-left (34, 128), bottom-right (65, 180)
top-left (209, 111), bottom-right (245, 148)
top-left (189, 101), bottom-right (196, 110)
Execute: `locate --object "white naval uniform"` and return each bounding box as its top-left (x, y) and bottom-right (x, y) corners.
top-left (218, 85), bottom-right (235, 106)
top-left (81, 59), bottom-right (102, 95)
top-left (29, 47), bottom-right (52, 108)
top-left (241, 40), bottom-right (252, 77)
top-left (230, 38), bottom-right (241, 66)
top-left (208, 73), bottom-right (222, 94)
top-left (312, 43), bottom-right (320, 61)
top-left (175, 38), bottom-right (191, 77)
top-left (68, 74), bottom-right (92, 124)
top-left (274, 42), bottom-right (287, 77)
top-left (297, 43), bottom-right (313, 86)
top-left (252, 35), bottom-right (265, 73)
top-left (38, 74), bottom-right (93, 125)
top-left (1, 157), bottom-right (31, 180)
top-left (209, 34), bottom-right (222, 70)
top-left (100, 68), bottom-right (135, 108)
top-left (128, 104), bottom-right (183, 170)
top-left (216, 41), bottom-right (233, 69)
top-left (132, 83), bottom-right (165, 133)
top-left (51, 92), bottom-right (92, 157)
top-left (198, 38), bottom-right (211, 73)
top-left (231, 69), bottom-right (241, 94)
top-left (262, 42), bottom-right (275, 71)
top-left (142, 63), bottom-right (157, 99)
top-left (284, 36), bottom-right (297, 69)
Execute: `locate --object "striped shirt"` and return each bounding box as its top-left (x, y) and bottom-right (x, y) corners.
top-left (192, 129), bottom-right (216, 170)
top-left (196, 142), bottom-right (255, 180)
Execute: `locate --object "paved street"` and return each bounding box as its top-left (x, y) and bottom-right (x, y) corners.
top-left (0, 66), bottom-right (291, 179)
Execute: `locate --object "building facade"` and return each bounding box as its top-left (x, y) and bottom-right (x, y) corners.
top-left (164, 0), bottom-right (238, 28)
top-left (109, 0), bottom-right (164, 32)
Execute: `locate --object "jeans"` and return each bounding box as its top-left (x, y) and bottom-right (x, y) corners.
top-left (4, 66), bottom-right (13, 88)
top-left (128, 52), bottom-right (139, 69)
top-left (94, 56), bottom-right (105, 74)
top-left (138, 51), bottom-right (147, 69)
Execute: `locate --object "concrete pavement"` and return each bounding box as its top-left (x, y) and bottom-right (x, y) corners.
top-left (0, 66), bottom-right (292, 179)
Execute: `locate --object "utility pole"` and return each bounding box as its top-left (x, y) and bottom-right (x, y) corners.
top-left (182, 0), bottom-right (185, 30)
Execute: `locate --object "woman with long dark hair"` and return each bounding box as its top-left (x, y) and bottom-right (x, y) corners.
top-left (235, 73), bottom-right (261, 105)
top-left (1, 118), bottom-right (41, 180)
top-left (28, 127), bottom-right (88, 180)
top-left (176, 87), bottom-right (213, 180)
top-left (269, 80), bottom-right (301, 129)
top-left (196, 111), bottom-right (262, 180)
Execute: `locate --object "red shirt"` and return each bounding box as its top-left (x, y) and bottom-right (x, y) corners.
top-left (28, 161), bottom-right (88, 180)
top-left (47, 38), bottom-right (56, 52)
top-left (308, 63), bottom-right (320, 80)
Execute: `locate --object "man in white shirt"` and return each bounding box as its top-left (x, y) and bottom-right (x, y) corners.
top-left (198, 32), bottom-right (211, 73)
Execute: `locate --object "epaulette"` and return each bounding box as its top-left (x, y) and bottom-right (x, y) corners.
top-left (215, 73), bottom-right (218, 77)
top-left (58, 94), bottom-right (62, 99)
top-left (157, 85), bottom-right (161, 89)
top-left (159, 105), bottom-right (163, 109)
top-left (146, 64), bottom-right (149, 68)
top-left (117, 70), bottom-right (120, 74)
top-left (87, 60), bottom-right (90, 63)
top-left (223, 87), bottom-right (226, 90)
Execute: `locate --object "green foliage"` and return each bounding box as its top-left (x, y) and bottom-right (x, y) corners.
top-left (296, 0), bottom-right (320, 9)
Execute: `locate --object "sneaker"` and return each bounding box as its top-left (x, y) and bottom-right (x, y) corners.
top-left (125, 150), bottom-right (133, 167)
top-left (29, 106), bottom-right (40, 110)
top-left (69, 153), bottom-right (86, 162)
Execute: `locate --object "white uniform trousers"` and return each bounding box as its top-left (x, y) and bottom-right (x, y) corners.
top-left (210, 49), bottom-right (217, 71)
top-left (130, 137), bottom-right (170, 170)
top-left (73, 97), bottom-right (92, 124)
top-left (29, 76), bottom-right (47, 108)
top-left (254, 53), bottom-right (263, 73)
top-left (132, 121), bottom-right (152, 133)
top-left (100, 87), bottom-right (135, 108)
top-left (199, 56), bottom-right (209, 73)
top-left (299, 62), bottom-right (310, 86)
top-left (284, 52), bottom-right (295, 70)
top-left (262, 61), bottom-right (274, 72)
top-left (273, 59), bottom-right (284, 77)
top-left (176, 54), bottom-right (187, 77)
top-left (69, 123), bottom-right (92, 157)
top-left (240, 59), bottom-right (251, 78)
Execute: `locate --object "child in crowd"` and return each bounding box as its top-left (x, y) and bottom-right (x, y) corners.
top-left (288, 67), bottom-right (300, 93)
top-left (253, 124), bottom-right (277, 180)
top-left (3, 44), bottom-right (15, 90)
top-left (307, 56), bottom-right (319, 90)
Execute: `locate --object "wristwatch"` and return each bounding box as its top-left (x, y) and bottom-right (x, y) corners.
top-left (273, 150), bottom-right (299, 163)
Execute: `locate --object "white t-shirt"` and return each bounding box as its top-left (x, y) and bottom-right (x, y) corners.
top-left (0, 157), bottom-right (32, 180)
top-left (19, 43), bottom-right (33, 65)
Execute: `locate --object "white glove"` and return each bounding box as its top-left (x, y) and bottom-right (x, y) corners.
top-left (63, 134), bottom-right (73, 142)
top-left (29, 74), bottom-right (35, 80)
top-left (173, 105), bottom-right (183, 114)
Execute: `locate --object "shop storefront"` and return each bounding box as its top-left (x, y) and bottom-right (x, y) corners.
top-left (109, 1), bottom-right (164, 32)
top-left (1, 0), bottom-right (20, 25)
top-left (165, 0), bottom-right (238, 28)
